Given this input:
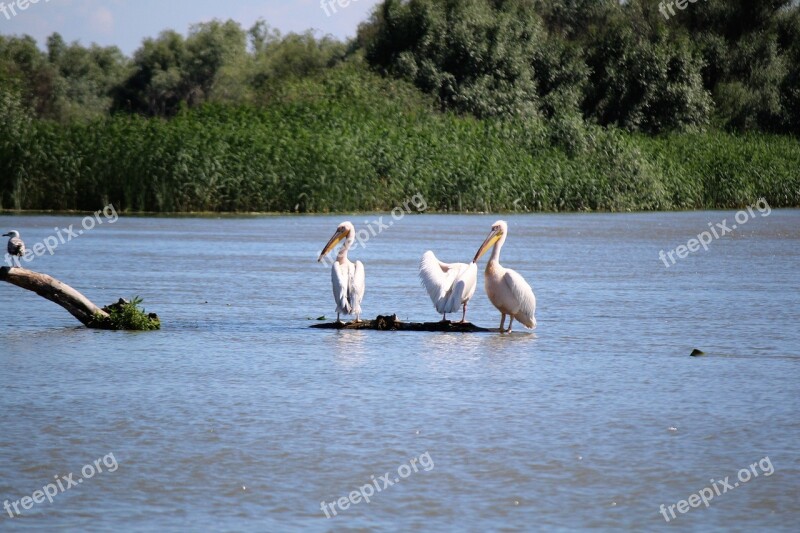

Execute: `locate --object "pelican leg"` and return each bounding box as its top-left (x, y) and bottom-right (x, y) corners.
top-left (506, 318), bottom-right (514, 333)
top-left (354, 313), bottom-right (361, 324)
top-left (336, 312), bottom-right (342, 324)
top-left (441, 313), bottom-right (447, 322)
top-left (499, 314), bottom-right (506, 332)
top-left (459, 303), bottom-right (467, 323)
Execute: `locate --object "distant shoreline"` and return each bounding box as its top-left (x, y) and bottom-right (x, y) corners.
top-left (2, 206), bottom-right (799, 218)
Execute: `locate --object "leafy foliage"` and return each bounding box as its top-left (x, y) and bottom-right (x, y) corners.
top-left (0, 33), bottom-right (126, 122)
top-left (95, 297), bottom-right (161, 331)
top-left (362, 0), bottom-right (546, 118)
top-left (0, 4), bottom-right (798, 214)
top-left (0, 62), bottom-right (797, 213)
top-left (112, 20), bottom-right (247, 116)
top-left (582, 21), bottom-right (712, 133)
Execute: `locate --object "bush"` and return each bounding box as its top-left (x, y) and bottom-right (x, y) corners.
top-left (94, 297), bottom-right (161, 331)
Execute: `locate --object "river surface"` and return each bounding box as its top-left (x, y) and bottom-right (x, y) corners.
top-left (1, 211), bottom-right (798, 531)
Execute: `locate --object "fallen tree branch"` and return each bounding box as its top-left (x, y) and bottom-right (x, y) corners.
top-left (310, 314), bottom-right (494, 332)
top-left (0, 266), bottom-right (159, 330)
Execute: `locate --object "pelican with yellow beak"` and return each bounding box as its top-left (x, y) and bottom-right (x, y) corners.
top-left (318, 221), bottom-right (365, 323)
top-left (473, 220), bottom-right (536, 332)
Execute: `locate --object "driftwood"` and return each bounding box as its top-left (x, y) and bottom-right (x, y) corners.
top-left (1, 266), bottom-right (109, 327)
top-left (0, 266), bottom-right (158, 330)
top-left (310, 314), bottom-right (494, 332)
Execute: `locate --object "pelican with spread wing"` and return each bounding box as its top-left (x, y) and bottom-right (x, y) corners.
top-left (318, 221), bottom-right (365, 323)
top-left (419, 251), bottom-right (477, 322)
top-left (473, 220), bottom-right (536, 332)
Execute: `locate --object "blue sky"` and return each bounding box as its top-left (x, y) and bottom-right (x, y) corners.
top-left (0, 0), bottom-right (383, 55)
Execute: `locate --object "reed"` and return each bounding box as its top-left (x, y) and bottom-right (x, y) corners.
top-left (1, 67), bottom-right (797, 213)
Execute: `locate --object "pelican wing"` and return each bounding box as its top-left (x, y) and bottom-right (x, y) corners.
top-left (419, 251), bottom-right (459, 314)
top-left (443, 261), bottom-right (477, 313)
top-left (503, 268), bottom-right (537, 328)
top-left (349, 260), bottom-right (365, 316)
top-left (331, 261), bottom-right (352, 314)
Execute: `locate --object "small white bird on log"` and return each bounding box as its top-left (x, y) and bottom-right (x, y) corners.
top-left (419, 251), bottom-right (477, 322)
top-left (3, 230), bottom-right (25, 266)
top-left (473, 220), bottom-right (536, 333)
top-left (318, 221), bottom-right (365, 324)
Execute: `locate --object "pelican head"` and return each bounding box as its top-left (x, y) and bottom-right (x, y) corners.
top-left (473, 220), bottom-right (508, 262)
top-left (3, 231), bottom-right (20, 238)
top-left (318, 221), bottom-right (355, 262)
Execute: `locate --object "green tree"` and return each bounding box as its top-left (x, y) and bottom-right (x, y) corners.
top-left (362, 0), bottom-right (545, 118)
top-left (533, 0), bottom-right (619, 40)
top-left (48, 34), bottom-right (127, 121)
top-left (245, 23), bottom-right (347, 103)
top-left (675, 0), bottom-right (797, 132)
top-left (0, 89), bottom-right (33, 209)
top-left (113, 20), bottom-right (246, 116)
top-left (0, 34), bottom-right (60, 118)
top-left (112, 30), bottom-right (187, 115)
top-left (581, 10), bottom-right (712, 132)
top-left (185, 19), bottom-right (247, 103)
top-left (778, 5), bottom-right (800, 132)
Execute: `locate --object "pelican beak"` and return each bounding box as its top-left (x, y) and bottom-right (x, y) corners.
top-left (318, 228), bottom-right (349, 262)
top-left (473, 227), bottom-right (503, 262)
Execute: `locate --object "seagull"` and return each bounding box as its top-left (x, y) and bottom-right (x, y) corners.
top-left (3, 231), bottom-right (25, 266)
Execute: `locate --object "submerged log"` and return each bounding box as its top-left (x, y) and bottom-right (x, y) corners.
top-left (310, 314), bottom-right (494, 332)
top-left (0, 266), bottom-right (159, 330)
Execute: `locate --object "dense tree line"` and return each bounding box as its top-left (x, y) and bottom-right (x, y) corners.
top-left (361, 0), bottom-right (800, 133)
top-left (1, 1), bottom-right (798, 213)
top-left (1, 0), bottom-right (798, 133)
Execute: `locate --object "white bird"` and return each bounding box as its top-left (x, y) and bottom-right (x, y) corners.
top-left (3, 230), bottom-right (25, 266)
top-left (419, 251), bottom-right (477, 322)
top-left (318, 221), bottom-right (365, 323)
top-left (473, 220), bottom-right (536, 333)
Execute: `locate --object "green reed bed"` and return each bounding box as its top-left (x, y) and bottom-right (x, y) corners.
top-left (1, 69), bottom-right (798, 214)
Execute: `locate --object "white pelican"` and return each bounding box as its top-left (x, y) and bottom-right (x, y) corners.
top-left (318, 221), bottom-right (365, 323)
top-left (3, 231), bottom-right (25, 265)
top-left (419, 251), bottom-right (477, 322)
top-left (473, 220), bottom-right (536, 332)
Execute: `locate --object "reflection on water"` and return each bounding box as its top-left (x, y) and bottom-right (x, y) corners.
top-left (1, 211), bottom-right (799, 531)
top-left (333, 330), bottom-right (369, 367)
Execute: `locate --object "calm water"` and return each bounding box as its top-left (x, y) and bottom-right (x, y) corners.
top-left (1, 211), bottom-right (798, 531)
